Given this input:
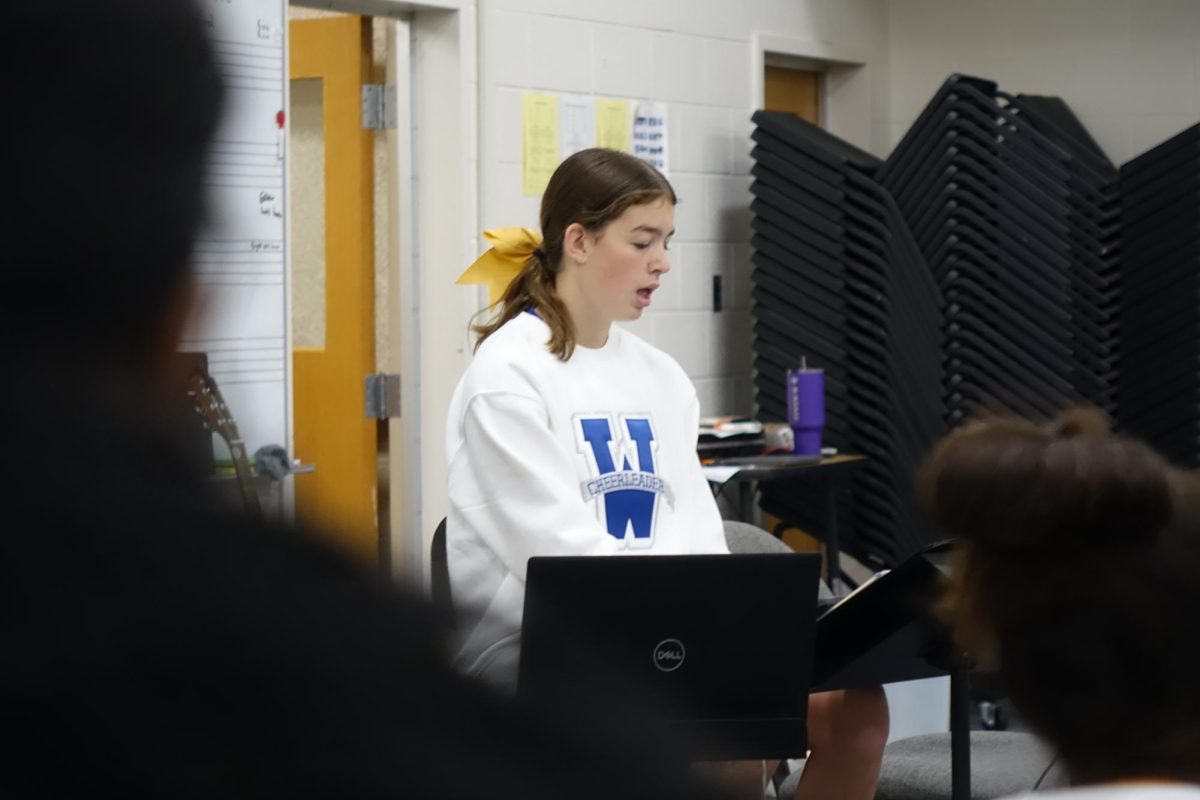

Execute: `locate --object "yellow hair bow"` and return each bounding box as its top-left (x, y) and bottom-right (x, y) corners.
top-left (456, 227), bottom-right (543, 306)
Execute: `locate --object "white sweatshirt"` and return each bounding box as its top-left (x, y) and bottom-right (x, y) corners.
top-left (445, 312), bottom-right (728, 687)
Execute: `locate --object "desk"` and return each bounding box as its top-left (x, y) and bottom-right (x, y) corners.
top-left (703, 454), bottom-right (867, 594)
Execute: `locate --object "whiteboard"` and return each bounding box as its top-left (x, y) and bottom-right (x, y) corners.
top-left (182, 0), bottom-right (289, 459)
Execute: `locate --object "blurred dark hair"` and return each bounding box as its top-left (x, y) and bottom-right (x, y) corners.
top-left (1, 0), bottom-right (222, 356)
top-left (917, 407), bottom-right (1200, 784)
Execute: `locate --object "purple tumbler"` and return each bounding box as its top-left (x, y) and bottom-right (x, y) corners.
top-left (786, 360), bottom-right (825, 456)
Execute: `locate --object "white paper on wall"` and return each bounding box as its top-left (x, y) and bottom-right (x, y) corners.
top-left (633, 101), bottom-right (669, 177)
top-left (559, 93), bottom-right (596, 158)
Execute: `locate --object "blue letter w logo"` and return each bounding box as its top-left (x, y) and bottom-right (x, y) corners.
top-left (577, 415), bottom-right (664, 546)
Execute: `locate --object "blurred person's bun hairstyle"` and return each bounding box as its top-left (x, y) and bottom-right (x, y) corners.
top-left (916, 406), bottom-right (1200, 785)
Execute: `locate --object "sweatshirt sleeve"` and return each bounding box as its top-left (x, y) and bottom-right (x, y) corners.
top-left (448, 391), bottom-right (620, 581)
top-left (676, 393), bottom-right (731, 555)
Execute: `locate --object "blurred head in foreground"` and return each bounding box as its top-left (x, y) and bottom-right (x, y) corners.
top-left (918, 408), bottom-right (1200, 785)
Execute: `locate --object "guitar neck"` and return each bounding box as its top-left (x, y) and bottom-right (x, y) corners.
top-left (225, 436), bottom-right (261, 516)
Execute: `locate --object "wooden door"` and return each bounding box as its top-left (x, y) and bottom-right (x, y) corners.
top-left (765, 65), bottom-right (821, 124)
top-left (289, 16), bottom-right (377, 562)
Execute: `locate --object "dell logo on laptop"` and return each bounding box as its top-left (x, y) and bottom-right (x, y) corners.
top-left (653, 638), bottom-right (686, 672)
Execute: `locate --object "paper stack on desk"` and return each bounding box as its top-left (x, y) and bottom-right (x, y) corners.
top-left (699, 417), bottom-right (763, 438)
top-left (698, 417), bottom-right (766, 460)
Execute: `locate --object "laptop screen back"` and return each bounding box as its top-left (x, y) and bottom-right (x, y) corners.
top-left (519, 553), bottom-right (821, 760)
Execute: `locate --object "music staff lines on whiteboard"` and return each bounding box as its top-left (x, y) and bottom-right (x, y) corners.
top-left (204, 174), bottom-right (282, 185)
top-left (205, 181), bottom-right (283, 191)
top-left (194, 268), bottom-right (279, 277)
top-left (208, 152), bottom-right (278, 167)
top-left (184, 336), bottom-right (285, 349)
top-left (211, 376), bottom-right (286, 387)
top-left (206, 347), bottom-right (284, 362)
top-left (193, 240), bottom-right (283, 253)
top-left (215, 62), bottom-right (279, 80)
top-left (225, 78), bottom-right (280, 92)
top-left (206, 357), bottom-right (285, 370)
top-left (206, 162), bottom-right (280, 172)
top-left (217, 72), bottom-right (281, 83)
top-left (206, 169), bottom-right (281, 182)
top-left (204, 175), bottom-right (282, 188)
top-left (212, 41), bottom-right (283, 57)
top-left (209, 375), bottom-right (287, 386)
top-left (194, 239), bottom-right (282, 251)
top-left (209, 360), bottom-right (286, 374)
top-left (207, 365), bottom-right (286, 378)
top-left (193, 259), bottom-right (279, 267)
top-left (181, 365), bottom-right (286, 383)
top-left (213, 53), bottom-right (281, 70)
top-left (206, 177), bottom-right (283, 190)
top-left (192, 250), bottom-right (279, 262)
top-left (211, 142), bottom-right (276, 156)
top-left (206, 163), bottom-right (280, 176)
top-left (205, 171), bottom-right (281, 182)
top-left (196, 277), bottom-right (283, 288)
top-left (194, 263), bottom-right (280, 275)
top-left (206, 357), bottom-right (284, 369)
top-left (196, 279), bottom-right (283, 289)
top-left (206, 166), bottom-right (279, 178)
top-left (209, 140), bottom-right (277, 150)
top-left (213, 50), bottom-right (281, 67)
top-left (208, 364), bottom-right (286, 381)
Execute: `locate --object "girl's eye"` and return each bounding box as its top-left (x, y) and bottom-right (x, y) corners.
top-left (635, 241), bottom-right (652, 250)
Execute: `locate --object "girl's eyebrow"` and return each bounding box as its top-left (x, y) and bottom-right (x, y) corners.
top-left (631, 225), bottom-right (676, 237)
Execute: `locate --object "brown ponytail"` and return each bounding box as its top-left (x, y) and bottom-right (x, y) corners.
top-left (471, 249), bottom-right (576, 360)
top-left (472, 148), bottom-right (675, 360)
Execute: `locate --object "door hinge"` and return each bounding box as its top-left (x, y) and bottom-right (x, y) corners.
top-left (365, 373), bottom-right (402, 419)
top-left (362, 84), bottom-right (397, 130)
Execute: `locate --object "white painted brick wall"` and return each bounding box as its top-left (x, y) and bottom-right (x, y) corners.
top-left (887, 0), bottom-right (1200, 166)
top-left (652, 33), bottom-right (710, 104)
top-left (528, 15), bottom-right (592, 92)
top-left (476, 0), bottom-right (888, 417)
top-left (593, 24), bottom-right (654, 98)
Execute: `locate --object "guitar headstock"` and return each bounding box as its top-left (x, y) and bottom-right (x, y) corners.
top-left (187, 370), bottom-right (241, 445)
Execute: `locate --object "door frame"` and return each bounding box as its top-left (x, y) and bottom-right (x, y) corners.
top-left (750, 33), bottom-right (876, 155)
top-left (291, 0), bottom-right (478, 584)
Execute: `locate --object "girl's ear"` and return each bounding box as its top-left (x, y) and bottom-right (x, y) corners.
top-left (562, 222), bottom-right (590, 265)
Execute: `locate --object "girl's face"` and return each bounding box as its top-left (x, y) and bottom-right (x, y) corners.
top-left (580, 197), bottom-right (675, 324)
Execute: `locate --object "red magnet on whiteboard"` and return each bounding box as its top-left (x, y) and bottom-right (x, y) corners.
top-left (276, 110), bottom-right (286, 160)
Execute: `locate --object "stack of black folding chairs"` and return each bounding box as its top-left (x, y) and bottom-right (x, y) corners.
top-left (749, 111), bottom-right (943, 570)
top-left (749, 74), bottom-right (1196, 570)
top-left (1119, 123), bottom-right (1200, 465)
top-left (879, 75), bottom-right (1120, 428)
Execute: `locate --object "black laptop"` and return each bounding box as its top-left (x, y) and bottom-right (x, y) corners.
top-left (518, 553), bottom-right (822, 760)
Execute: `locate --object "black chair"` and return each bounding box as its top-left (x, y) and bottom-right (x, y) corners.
top-left (430, 517), bottom-right (456, 632)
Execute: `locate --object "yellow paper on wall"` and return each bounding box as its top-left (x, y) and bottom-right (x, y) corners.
top-left (523, 92), bottom-right (559, 196)
top-left (595, 97), bottom-right (631, 152)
